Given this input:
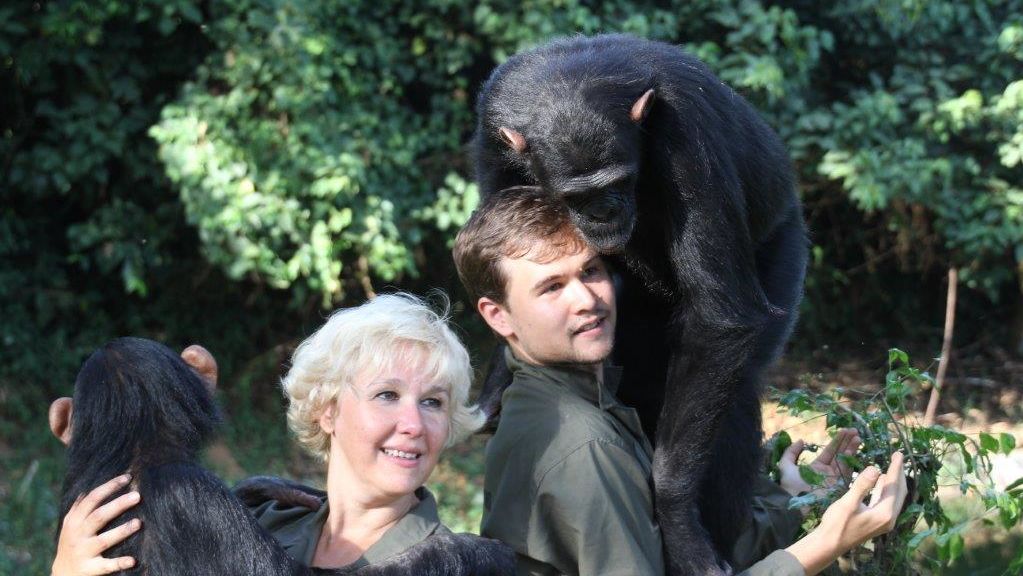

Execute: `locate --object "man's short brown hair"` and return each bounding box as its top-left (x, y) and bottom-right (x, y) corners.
top-left (453, 186), bottom-right (587, 305)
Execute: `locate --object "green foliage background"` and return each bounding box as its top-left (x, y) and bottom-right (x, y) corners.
top-left (2, 0), bottom-right (1022, 573)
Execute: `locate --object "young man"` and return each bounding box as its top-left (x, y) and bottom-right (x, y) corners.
top-left (453, 187), bottom-right (907, 576)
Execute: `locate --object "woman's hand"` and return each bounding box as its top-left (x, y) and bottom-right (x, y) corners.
top-left (52, 474), bottom-right (142, 576)
top-left (785, 452), bottom-right (908, 576)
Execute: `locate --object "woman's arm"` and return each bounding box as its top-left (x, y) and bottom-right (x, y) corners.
top-left (52, 474), bottom-right (141, 576)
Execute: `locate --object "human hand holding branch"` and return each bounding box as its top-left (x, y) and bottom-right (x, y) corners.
top-left (785, 451), bottom-right (908, 576)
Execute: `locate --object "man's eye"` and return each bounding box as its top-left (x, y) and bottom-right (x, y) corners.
top-left (543, 282), bottom-right (562, 294)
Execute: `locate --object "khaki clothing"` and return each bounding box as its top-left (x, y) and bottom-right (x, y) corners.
top-left (481, 350), bottom-right (804, 576)
top-left (248, 486), bottom-right (448, 570)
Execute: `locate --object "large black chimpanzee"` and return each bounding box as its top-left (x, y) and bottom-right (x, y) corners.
top-left (49, 337), bottom-right (514, 576)
top-left (472, 34), bottom-right (808, 575)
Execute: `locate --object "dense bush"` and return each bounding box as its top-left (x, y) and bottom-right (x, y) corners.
top-left (4, 1), bottom-right (1022, 391)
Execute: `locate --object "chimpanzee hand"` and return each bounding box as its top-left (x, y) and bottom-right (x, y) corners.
top-left (233, 476), bottom-right (325, 510)
top-left (328, 532), bottom-right (516, 576)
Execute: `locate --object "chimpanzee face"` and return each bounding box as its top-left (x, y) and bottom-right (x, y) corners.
top-left (498, 89), bottom-right (654, 254)
top-left (531, 136), bottom-right (634, 255)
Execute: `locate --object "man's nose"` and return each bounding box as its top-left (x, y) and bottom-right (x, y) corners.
top-left (567, 279), bottom-right (598, 311)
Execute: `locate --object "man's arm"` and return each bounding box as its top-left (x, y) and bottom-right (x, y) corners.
top-left (729, 474), bottom-right (805, 571)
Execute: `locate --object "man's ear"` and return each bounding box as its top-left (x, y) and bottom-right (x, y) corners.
top-left (181, 344), bottom-right (218, 394)
top-left (49, 397), bottom-right (73, 446)
top-left (477, 297), bottom-right (515, 339)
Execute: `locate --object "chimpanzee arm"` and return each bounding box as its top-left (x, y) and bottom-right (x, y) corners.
top-left (476, 345), bottom-right (511, 433)
top-left (234, 476), bottom-right (325, 510)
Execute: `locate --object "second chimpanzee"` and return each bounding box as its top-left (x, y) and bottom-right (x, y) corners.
top-left (49, 337), bottom-right (514, 576)
top-left (473, 34), bottom-right (808, 574)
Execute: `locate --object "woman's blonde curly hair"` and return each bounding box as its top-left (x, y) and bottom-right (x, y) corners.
top-left (282, 292), bottom-right (485, 460)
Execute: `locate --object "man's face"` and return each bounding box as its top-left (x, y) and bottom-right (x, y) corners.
top-left (481, 244), bottom-right (616, 370)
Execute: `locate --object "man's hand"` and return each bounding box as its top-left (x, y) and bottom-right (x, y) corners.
top-left (785, 452), bottom-right (908, 576)
top-left (779, 428), bottom-right (861, 499)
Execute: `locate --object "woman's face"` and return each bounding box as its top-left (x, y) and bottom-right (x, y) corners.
top-left (320, 356), bottom-right (451, 505)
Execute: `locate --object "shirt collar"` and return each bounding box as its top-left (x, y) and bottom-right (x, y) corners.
top-left (360, 487), bottom-right (442, 565)
top-left (293, 486), bottom-right (442, 568)
top-left (503, 347), bottom-right (624, 410)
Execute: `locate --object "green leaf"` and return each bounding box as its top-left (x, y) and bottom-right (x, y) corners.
top-left (947, 532), bottom-right (964, 563)
top-left (980, 432), bottom-right (1000, 453)
top-left (961, 446), bottom-right (974, 474)
top-left (1000, 433), bottom-right (1016, 455)
top-left (799, 464), bottom-right (826, 486)
top-left (907, 527), bottom-right (936, 551)
top-left (1005, 476), bottom-right (1023, 494)
top-left (888, 348), bottom-right (909, 366)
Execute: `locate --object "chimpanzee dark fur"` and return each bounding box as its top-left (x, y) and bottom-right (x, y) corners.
top-left (58, 337), bottom-right (514, 576)
top-left (472, 35), bottom-right (808, 575)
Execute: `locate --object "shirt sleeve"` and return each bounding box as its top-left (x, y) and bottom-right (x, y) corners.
top-left (730, 475), bottom-right (805, 571)
top-left (528, 439), bottom-right (665, 576)
top-left (736, 550), bottom-right (805, 576)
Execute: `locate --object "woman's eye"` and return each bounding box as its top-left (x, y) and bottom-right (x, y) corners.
top-left (421, 397), bottom-right (444, 409)
top-left (374, 390), bottom-right (398, 401)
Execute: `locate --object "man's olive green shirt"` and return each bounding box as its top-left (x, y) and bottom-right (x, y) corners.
top-left (480, 350), bottom-right (805, 576)
top-left (247, 486), bottom-right (448, 570)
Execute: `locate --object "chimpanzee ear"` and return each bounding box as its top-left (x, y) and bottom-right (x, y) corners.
top-left (181, 344), bottom-right (218, 393)
top-left (498, 127), bottom-right (528, 154)
top-left (630, 88), bottom-right (655, 123)
top-left (49, 397), bottom-right (73, 446)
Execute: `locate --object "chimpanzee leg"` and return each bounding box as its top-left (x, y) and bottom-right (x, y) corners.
top-left (698, 372), bottom-right (764, 563)
top-left (699, 208), bottom-right (808, 562)
top-left (654, 324), bottom-right (756, 576)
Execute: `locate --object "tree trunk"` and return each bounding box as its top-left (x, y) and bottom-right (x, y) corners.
top-left (923, 268), bottom-right (957, 426)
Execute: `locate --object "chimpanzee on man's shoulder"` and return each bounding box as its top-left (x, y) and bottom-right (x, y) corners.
top-left (473, 34), bottom-right (808, 575)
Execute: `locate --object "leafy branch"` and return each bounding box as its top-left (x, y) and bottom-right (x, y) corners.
top-left (769, 349), bottom-right (1021, 575)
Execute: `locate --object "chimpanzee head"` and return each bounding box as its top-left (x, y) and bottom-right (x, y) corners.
top-left (50, 338), bottom-right (221, 483)
top-left (496, 89), bottom-right (654, 254)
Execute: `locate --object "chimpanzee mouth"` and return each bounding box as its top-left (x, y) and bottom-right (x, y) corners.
top-left (574, 210), bottom-right (636, 254)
